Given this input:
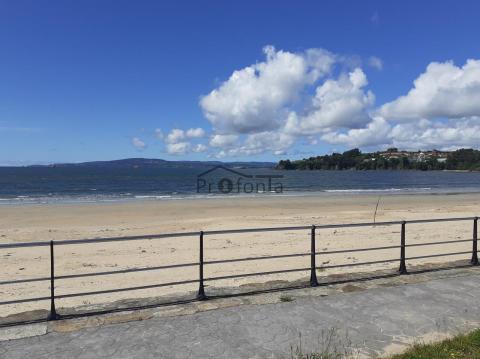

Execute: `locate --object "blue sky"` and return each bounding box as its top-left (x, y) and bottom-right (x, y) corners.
top-left (1, 0), bottom-right (479, 165)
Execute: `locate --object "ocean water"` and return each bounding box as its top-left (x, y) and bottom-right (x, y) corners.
top-left (1, 166), bottom-right (480, 204)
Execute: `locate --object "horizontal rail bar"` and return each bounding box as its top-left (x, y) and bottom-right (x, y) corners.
top-left (0, 235), bottom-right (197, 249)
top-left (0, 241), bottom-right (50, 249)
top-left (0, 277), bottom-right (50, 286)
top-left (0, 227), bottom-right (309, 249)
top-left (319, 258), bottom-right (399, 270)
top-left (204, 252), bottom-right (309, 265)
top-left (0, 262), bottom-right (200, 286)
top-left (314, 220), bottom-right (401, 230)
top-left (1, 217), bottom-right (477, 250)
top-left (55, 232), bottom-right (200, 246)
top-left (406, 251), bottom-right (472, 261)
top-left (55, 279), bottom-right (199, 300)
top-left (316, 238), bottom-right (474, 256)
top-left (203, 226), bottom-right (310, 235)
top-left (204, 267), bottom-right (310, 282)
top-left (55, 262), bottom-right (199, 281)
top-left (407, 217), bottom-right (474, 224)
top-left (0, 278), bottom-right (201, 305)
top-left (318, 245), bottom-right (400, 255)
top-left (0, 295), bottom-right (51, 306)
top-left (405, 239), bottom-right (473, 248)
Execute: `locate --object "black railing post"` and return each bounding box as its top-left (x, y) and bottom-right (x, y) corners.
top-left (471, 217), bottom-right (479, 265)
top-left (399, 221), bottom-right (408, 274)
top-left (196, 231), bottom-right (207, 300)
top-left (47, 240), bottom-right (59, 320)
top-left (310, 225), bottom-right (318, 287)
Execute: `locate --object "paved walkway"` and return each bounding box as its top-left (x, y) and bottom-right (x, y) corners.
top-left (2, 273), bottom-right (480, 358)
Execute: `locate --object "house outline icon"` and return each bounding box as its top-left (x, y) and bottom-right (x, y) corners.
top-left (196, 165), bottom-right (253, 179)
top-left (196, 165), bottom-right (284, 194)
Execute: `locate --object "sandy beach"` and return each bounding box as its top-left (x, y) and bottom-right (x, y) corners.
top-left (1, 193), bottom-right (479, 317)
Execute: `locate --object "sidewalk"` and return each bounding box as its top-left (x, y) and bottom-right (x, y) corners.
top-left (1, 269), bottom-right (480, 358)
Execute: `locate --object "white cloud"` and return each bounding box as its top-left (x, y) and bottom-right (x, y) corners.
top-left (213, 131), bottom-right (295, 157)
top-left (132, 137), bottom-right (146, 150)
top-left (240, 131), bottom-right (295, 156)
top-left (368, 56), bottom-right (383, 70)
top-left (192, 143), bottom-right (207, 153)
top-left (390, 117), bottom-right (480, 150)
top-left (321, 117), bottom-right (391, 148)
top-left (380, 59), bottom-right (480, 120)
top-left (154, 128), bottom-right (164, 139)
top-left (163, 129), bottom-right (208, 154)
top-left (164, 128), bottom-right (208, 155)
top-left (166, 142), bottom-right (190, 155)
top-left (166, 129), bottom-right (185, 144)
top-left (186, 127), bottom-right (206, 138)
top-left (209, 134), bottom-right (239, 148)
top-left (286, 68), bottom-right (375, 134)
top-left (321, 116), bottom-right (480, 151)
top-left (200, 45), bottom-right (335, 134)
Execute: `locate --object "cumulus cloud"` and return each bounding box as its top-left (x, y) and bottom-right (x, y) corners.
top-left (209, 134), bottom-right (239, 148)
top-left (234, 132), bottom-right (295, 156)
top-left (192, 144), bottom-right (207, 153)
top-left (321, 117), bottom-right (391, 148)
top-left (161, 128), bottom-right (208, 155)
top-left (186, 128), bottom-right (206, 138)
top-left (322, 116), bottom-right (480, 151)
top-left (166, 129), bottom-right (185, 144)
top-left (286, 68), bottom-right (375, 134)
top-left (166, 142), bottom-right (190, 155)
top-left (210, 131), bottom-right (295, 157)
top-left (389, 117), bottom-right (480, 150)
top-left (132, 137), bottom-right (146, 150)
top-left (380, 59), bottom-right (480, 120)
top-left (200, 45), bottom-right (335, 134)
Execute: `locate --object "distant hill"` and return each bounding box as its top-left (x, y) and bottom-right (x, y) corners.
top-left (26, 158), bottom-right (275, 169)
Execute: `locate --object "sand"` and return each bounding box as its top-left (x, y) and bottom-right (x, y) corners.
top-left (1, 193), bottom-right (479, 317)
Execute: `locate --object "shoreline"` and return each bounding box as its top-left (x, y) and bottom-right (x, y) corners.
top-left (2, 187), bottom-right (480, 206)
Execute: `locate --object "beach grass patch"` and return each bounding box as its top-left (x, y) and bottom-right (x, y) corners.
top-left (388, 329), bottom-right (480, 359)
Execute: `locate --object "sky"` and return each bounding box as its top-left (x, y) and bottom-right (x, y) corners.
top-left (1, 0), bottom-right (480, 165)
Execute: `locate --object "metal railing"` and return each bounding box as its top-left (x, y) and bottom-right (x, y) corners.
top-left (0, 216), bottom-right (478, 321)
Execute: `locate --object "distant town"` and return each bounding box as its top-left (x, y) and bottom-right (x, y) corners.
top-left (277, 148), bottom-right (480, 171)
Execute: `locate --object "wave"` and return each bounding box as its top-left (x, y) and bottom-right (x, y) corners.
top-left (324, 187), bottom-right (432, 193)
top-left (134, 195), bottom-right (172, 199)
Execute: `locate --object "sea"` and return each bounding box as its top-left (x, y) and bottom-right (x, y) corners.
top-left (1, 166), bottom-right (480, 205)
